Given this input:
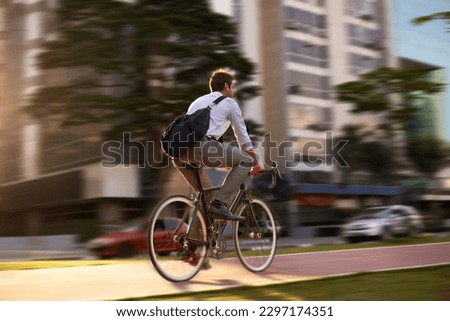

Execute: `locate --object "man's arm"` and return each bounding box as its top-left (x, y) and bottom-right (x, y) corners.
top-left (227, 100), bottom-right (263, 175)
top-left (245, 149), bottom-right (263, 176)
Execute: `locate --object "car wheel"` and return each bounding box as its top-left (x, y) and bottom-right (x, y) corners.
top-left (409, 226), bottom-right (421, 237)
top-left (345, 237), bottom-right (357, 244)
top-left (118, 243), bottom-right (134, 258)
top-left (380, 228), bottom-right (392, 241)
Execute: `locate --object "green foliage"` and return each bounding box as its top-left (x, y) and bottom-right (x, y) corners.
top-left (411, 11), bottom-right (450, 30)
top-left (334, 124), bottom-right (365, 173)
top-left (25, 0), bottom-right (259, 139)
top-left (406, 136), bottom-right (448, 177)
top-left (359, 140), bottom-right (395, 182)
top-left (335, 67), bottom-right (445, 134)
top-left (334, 124), bottom-right (395, 184)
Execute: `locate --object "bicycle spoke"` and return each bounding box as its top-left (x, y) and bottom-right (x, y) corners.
top-left (234, 198), bottom-right (277, 272)
top-left (147, 196), bottom-right (207, 282)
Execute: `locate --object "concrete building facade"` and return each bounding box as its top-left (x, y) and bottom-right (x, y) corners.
top-left (391, 0), bottom-right (450, 141)
top-left (0, 0), bottom-right (150, 238)
top-left (211, 0), bottom-right (407, 231)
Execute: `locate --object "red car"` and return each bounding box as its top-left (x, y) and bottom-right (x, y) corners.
top-left (86, 217), bottom-right (187, 258)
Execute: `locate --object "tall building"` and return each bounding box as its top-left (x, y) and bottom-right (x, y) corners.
top-left (0, 0), bottom-right (150, 237)
top-left (390, 0), bottom-right (449, 141)
top-left (390, 0), bottom-right (450, 212)
top-left (211, 0), bottom-right (404, 229)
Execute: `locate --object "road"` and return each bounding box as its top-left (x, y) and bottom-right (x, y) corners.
top-left (1, 242), bottom-right (449, 300)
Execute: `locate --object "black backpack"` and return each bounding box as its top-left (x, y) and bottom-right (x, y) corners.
top-left (160, 95), bottom-right (226, 158)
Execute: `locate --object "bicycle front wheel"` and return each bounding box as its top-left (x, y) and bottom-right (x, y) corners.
top-left (234, 198), bottom-right (277, 272)
top-left (147, 195), bottom-right (207, 282)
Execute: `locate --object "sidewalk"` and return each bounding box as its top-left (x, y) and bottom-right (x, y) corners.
top-left (0, 248), bottom-right (92, 262)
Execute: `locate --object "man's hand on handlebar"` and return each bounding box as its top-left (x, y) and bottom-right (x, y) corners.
top-left (250, 164), bottom-right (263, 176)
top-left (245, 149), bottom-right (263, 176)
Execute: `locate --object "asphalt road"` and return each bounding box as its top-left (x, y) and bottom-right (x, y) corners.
top-left (1, 242), bottom-right (449, 301)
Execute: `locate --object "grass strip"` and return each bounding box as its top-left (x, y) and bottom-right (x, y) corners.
top-left (128, 264), bottom-right (450, 301)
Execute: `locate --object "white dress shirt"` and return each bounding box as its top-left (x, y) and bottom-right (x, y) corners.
top-left (187, 91), bottom-right (253, 150)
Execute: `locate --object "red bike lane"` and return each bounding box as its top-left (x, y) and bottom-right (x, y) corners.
top-left (270, 242), bottom-right (450, 277)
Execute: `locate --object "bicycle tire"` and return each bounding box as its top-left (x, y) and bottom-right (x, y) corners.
top-left (233, 197), bottom-right (277, 272)
top-left (147, 195), bottom-right (207, 282)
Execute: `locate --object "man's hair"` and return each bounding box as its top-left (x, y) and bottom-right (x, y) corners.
top-left (209, 68), bottom-right (236, 92)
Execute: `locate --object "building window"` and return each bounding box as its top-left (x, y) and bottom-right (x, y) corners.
top-left (283, 5), bottom-right (327, 37)
top-left (346, 23), bottom-right (382, 49)
top-left (288, 104), bottom-right (332, 131)
top-left (284, 38), bottom-right (328, 68)
top-left (232, 0), bottom-right (242, 23)
top-left (286, 70), bottom-right (330, 99)
top-left (346, 0), bottom-right (378, 20)
top-left (348, 52), bottom-right (381, 74)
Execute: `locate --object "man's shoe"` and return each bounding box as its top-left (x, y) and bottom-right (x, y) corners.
top-left (209, 200), bottom-right (245, 221)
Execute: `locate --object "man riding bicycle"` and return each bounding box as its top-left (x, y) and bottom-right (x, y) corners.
top-left (172, 68), bottom-right (262, 221)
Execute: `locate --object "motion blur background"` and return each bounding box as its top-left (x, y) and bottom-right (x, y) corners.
top-left (0, 0), bottom-right (449, 253)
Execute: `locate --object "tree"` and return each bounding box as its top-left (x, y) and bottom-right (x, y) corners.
top-left (334, 124), bottom-right (365, 185)
top-left (25, 0), bottom-right (259, 140)
top-left (411, 11), bottom-right (450, 31)
top-left (406, 136), bottom-right (447, 179)
top-left (359, 140), bottom-right (395, 184)
top-left (335, 67), bottom-right (445, 136)
top-left (334, 125), bottom-right (395, 185)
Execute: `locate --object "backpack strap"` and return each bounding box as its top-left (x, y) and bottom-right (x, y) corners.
top-left (208, 95), bottom-right (227, 143)
top-left (207, 95), bottom-right (226, 110)
top-left (213, 95), bottom-right (226, 105)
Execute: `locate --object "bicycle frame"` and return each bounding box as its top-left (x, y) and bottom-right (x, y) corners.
top-left (187, 169), bottom-right (250, 234)
top-left (169, 163), bottom-right (281, 252)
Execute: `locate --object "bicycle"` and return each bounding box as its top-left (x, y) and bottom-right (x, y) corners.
top-left (147, 162), bottom-right (282, 282)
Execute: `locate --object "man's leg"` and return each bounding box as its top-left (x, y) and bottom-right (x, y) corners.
top-left (214, 143), bottom-right (253, 206)
top-left (200, 141), bottom-right (253, 220)
top-left (172, 150), bottom-right (213, 214)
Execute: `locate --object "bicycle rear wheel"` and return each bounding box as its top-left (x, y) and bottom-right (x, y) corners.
top-left (147, 195), bottom-right (207, 282)
top-left (234, 198), bottom-right (277, 272)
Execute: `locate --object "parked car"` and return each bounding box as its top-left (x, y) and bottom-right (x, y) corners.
top-left (262, 219), bottom-right (287, 237)
top-left (87, 217), bottom-right (187, 258)
top-left (341, 205), bottom-right (424, 243)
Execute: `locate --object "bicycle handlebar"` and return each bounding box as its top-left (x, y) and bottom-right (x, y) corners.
top-left (261, 162), bottom-right (282, 190)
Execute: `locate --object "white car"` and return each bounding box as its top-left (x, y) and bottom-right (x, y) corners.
top-left (341, 205), bottom-right (424, 243)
